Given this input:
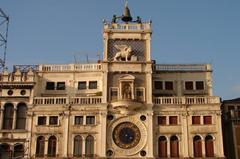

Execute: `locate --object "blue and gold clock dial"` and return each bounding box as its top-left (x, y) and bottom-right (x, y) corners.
top-left (113, 122), bottom-right (141, 149)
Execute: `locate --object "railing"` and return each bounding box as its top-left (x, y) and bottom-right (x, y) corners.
top-left (153, 96), bottom-right (220, 105)
top-left (39, 64), bottom-right (102, 72)
top-left (154, 64), bottom-right (211, 72)
top-left (104, 23), bottom-right (151, 31)
top-left (33, 97), bottom-right (102, 105)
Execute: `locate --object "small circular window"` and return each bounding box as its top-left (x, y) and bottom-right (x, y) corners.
top-left (20, 90), bottom-right (26, 95)
top-left (107, 114), bottom-right (114, 120)
top-left (140, 150), bottom-right (146, 156)
top-left (7, 90), bottom-right (13, 96)
top-left (140, 115), bottom-right (146, 121)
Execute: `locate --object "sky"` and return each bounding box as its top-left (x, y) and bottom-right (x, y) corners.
top-left (1, 0), bottom-right (240, 100)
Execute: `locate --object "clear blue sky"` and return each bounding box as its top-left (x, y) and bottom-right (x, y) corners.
top-left (1, 0), bottom-right (240, 100)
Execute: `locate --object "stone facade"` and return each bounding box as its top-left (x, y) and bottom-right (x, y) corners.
top-left (222, 98), bottom-right (240, 159)
top-left (0, 7), bottom-right (224, 159)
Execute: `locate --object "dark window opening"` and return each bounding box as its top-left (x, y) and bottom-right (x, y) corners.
top-left (86, 116), bottom-right (95, 125)
top-left (38, 116), bottom-right (46, 125)
top-left (49, 116), bottom-right (58, 125)
top-left (165, 81), bottom-right (173, 90)
top-left (78, 81), bottom-right (87, 90)
top-left (85, 135), bottom-right (94, 157)
top-left (158, 116), bottom-right (166, 125)
top-left (203, 116), bottom-right (212, 124)
top-left (193, 136), bottom-right (202, 157)
top-left (74, 135), bottom-right (83, 157)
top-left (3, 104), bottom-right (14, 129)
top-left (48, 136), bottom-right (57, 157)
top-left (89, 81), bottom-right (97, 89)
top-left (36, 136), bottom-right (45, 157)
top-left (16, 104), bottom-right (27, 129)
top-left (158, 136), bottom-right (167, 157)
top-left (46, 82), bottom-right (55, 90)
top-left (196, 81), bottom-right (204, 90)
top-left (192, 116), bottom-right (201, 125)
top-left (185, 81), bottom-right (193, 90)
top-left (56, 82), bottom-right (65, 90)
top-left (169, 116), bottom-right (178, 125)
top-left (155, 81), bottom-right (163, 90)
top-left (75, 116), bottom-right (83, 125)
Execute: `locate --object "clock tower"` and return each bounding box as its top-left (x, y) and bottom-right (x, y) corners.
top-left (102, 1), bottom-right (154, 158)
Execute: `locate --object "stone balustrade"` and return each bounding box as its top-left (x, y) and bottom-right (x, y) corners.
top-left (103, 22), bottom-right (151, 31)
top-left (154, 64), bottom-right (211, 72)
top-left (39, 63), bottom-right (102, 72)
top-left (153, 96), bottom-right (220, 105)
top-left (33, 96), bottom-right (102, 105)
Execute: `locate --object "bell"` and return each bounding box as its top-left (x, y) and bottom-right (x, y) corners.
top-left (121, 1), bottom-right (132, 22)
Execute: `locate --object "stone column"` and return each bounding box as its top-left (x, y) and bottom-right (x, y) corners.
top-left (62, 111), bottom-right (70, 157)
top-left (146, 72), bottom-right (152, 104)
top-left (101, 62), bottom-right (108, 103)
top-left (216, 111), bottom-right (225, 157)
top-left (147, 112), bottom-right (154, 157)
top-left (82, 137), bottom-right (86, 156)
top-left (202, 137), bottom-right (206, 157)
top-left (99, 111), bottom-right (107, 157)
top-left (13, 106), bottom-right (17, 129)
top-left (181, 112), bottom-right (190, 158)
top-left (0, 107), bottom-right (4, 129)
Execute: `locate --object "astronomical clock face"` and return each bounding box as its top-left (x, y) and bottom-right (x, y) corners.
top-left (112, 122), bottom-right (141, 149)
top-left (108, 117), bottom-right (148, 156)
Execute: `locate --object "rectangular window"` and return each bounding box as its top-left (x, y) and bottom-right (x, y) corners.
top-left (203, 116), bottom-right (212, 124)
top-left (154, 81), bottom-right (163, 90)
top-left (86, 116), bottom-right (95, 125)
top-left (196, 81), bottom-right (204, 90)
top-left (169, 116), bottom-right (178, 125)
top-left (46, 82), bottom-right (55, 90)
top-left (192, 116), bottom-right (201, 125)
top-left (165, 81), bottom-right (173, 90)
top-left (75, 116), bottom-right (83, 125)
top-left (89, 81), bottom-right (97, 89)
top-left (228, 106), bottom-right (235, 111)
top-left (110, 88), bottom-right (118, 101)
top-left (237, 106), bottom-right (240, 117)
top-left (57, 82), bottom-right (65, 90)
top-left (158, 116), bottom-right (166, 125)
top-left (38, 116), bottom-right (46, 125)
top-left (49, 116), bottom-right (58, 125)
top-left (185, 81), bottom-right (193, 90)
top-left (78, 81), bottom-right (87, 90)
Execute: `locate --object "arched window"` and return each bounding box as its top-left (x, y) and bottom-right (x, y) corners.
top-left (13, 144), bottom-right (24, 158)
top-left (193, 135), bottom-right (202, 157)
top-left (48, 136), bottom-right (57, 157)
top-left (16, 103), bottom-right (27, 129)
top-left (85, 135), bottom-right (94, 157)
top-left (73, 135), bottom-right (83, 157)
top-left (205, 135), bottom-right (214, 157)
top-left (170, 136), bottom-right (179, 157)
top-left (0, 144), bottom-right (11, 158)
top-left (3, 103), bottom-right (14, 129)
top-left (158, 136), bottom-right (167, 157)
top-left (36, 136), bottom-right (45, 157)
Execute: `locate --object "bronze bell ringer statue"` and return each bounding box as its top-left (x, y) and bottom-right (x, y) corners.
top-left (112, 0), bottom-right (141, 24)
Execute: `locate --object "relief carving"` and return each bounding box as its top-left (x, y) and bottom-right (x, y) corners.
top-left (114, 45), bottom-right (132, 61)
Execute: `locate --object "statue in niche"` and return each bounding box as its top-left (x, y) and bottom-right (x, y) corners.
top-left (122, 83), bottom-right (132, 99)
top-left (114, 45), bottom-right (132, 61)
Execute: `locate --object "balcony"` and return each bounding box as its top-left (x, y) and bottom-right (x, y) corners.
top-left (38, 63), bottom-right (102, 72)
top-left (103, 22), bottom-right (151, 32)
top-left (33, 97), bottom-right (102, 105)
top-left (153, 96), bottom-right (220, 105)
top-left (154, 64), bottom-right (211, 72)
